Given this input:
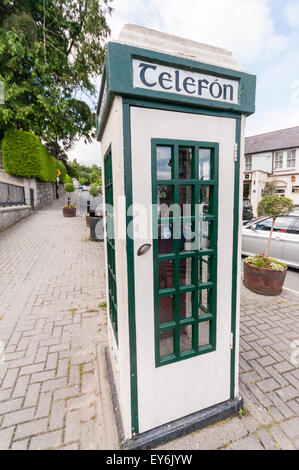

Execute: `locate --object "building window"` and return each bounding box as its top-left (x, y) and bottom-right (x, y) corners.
top-left (245, 155), bottom-right (252, 171)
top-left (274, 152), bottom-right (283, 170)
top-left (287, 149), bottom-right (296, 169)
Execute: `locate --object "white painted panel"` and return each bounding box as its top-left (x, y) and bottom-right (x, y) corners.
top-left (132, 59), bottom-right (239, 104)
top-left (101, 96), bottom-right (132, 439)
top-left (130, 107), bottom-right (236, 433)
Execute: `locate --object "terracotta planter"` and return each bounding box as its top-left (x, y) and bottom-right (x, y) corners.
top-left (62, 207), bottom-right (76, 217)
top-left (86, 215), bottom-right (90, 227)
top-left (243, 261), bottom-right (287, 296)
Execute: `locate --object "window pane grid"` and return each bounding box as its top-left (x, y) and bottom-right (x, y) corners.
top-left (154, 140), bottom-right (218, 366)
top-left (104, 151), bottom-right (118, 344)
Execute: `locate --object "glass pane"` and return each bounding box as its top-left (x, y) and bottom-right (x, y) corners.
top-left (157, 146), bottom-right (172, 180)
top-left (199, 186), bottom-right (213, 216)
top-left (180, 292), bottom-right (193, 320)
top-left (198, 256), bottom-right (211, 284)
top-left (159, 260), bottom-right (173, 290)
top-left (179, 258), bottom-right (193, 286)
top-left (159, 295), bottom-right (174, 324)
top-left (199, 149), bottom-right (212, 180)
top-left (198, 220), bottom-right (212, 251)
top-left (198, 321), bottom-right (210, 347)
top-left (179, 186), bottom-right (193, 216)
top-left (160, 330), bottom-right (174, 358)
top-left (180, 222), bottom-right (195, 252)
top-left (158, 224), bottom-right (173, 254)
top-left (180, 326), bottom-right (193, 353)
top-left (158, 185), bottom-right (173, 218)
top-left (179, 147), bottom-right (193, 179)
top-left (199, 288), bottom-right (212, 315)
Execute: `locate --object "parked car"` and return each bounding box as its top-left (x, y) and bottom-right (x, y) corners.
top-left (242, 213), bottom-right (299, 269)
top-left (243, 198), bottom-right (253, 220)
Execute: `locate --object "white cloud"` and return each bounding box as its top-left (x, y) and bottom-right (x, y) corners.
top-left (109, 0), bottom-right (287, 66)
top-left (246, 108), bottom-right (299, 137)
top-left (69, 1), bottom-right (295, 164)
top-left (68, 139), bottom-right (101, 166)
top-left (285, 1), bottom-right (299, 27)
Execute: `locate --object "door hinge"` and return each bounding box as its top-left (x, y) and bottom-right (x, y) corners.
top-left (234, 143), bottom-right (238, 162)
top-left (230, 332), bottom-right (234, 349)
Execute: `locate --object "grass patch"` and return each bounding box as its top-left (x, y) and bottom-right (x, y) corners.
top-left (0, 223), bottom-right (15, 232)
top-left (98, 301), bottom-right (107, 309)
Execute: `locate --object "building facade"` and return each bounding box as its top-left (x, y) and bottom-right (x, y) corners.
top-left (244, 126), bottom-right (299, 216)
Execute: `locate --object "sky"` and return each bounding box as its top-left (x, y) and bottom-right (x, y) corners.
top-left (67, 0), bottom-right (299, 166)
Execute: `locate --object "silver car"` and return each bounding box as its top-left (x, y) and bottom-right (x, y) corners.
top-left (242, 214), bottom-right (299, 269)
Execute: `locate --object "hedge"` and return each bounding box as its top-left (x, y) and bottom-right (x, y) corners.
top-left (1, 131), bottom-right (69, 183)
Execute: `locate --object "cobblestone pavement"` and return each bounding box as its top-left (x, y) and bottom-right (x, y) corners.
top-left (0, 196), bottom-right (298, 450)
top-left (0, 196), bottom-right (118, 450)
top-left (159, 286), bottom-right (299, 450)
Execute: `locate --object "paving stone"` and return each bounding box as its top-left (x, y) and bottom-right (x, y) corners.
top-left (0, 398), bottom-right (23, 416)
top-left (41, 377), bottom-right (67, 392)
top-left (11, 439), bottom-right (29, 450)
top-left (0, 426), bottom-right (14, 450)
top-left (1, 368), bottom-right (19, 389)
top-left (65, 410), bottom-right (80, 444)
top-left (270, 425), bottom-right (296, 450)
top-left (35, 392), bottom-right (52, 418)
top-left (226, 435), bottom-right (264, 450)
top-left (15, 418), bottom-right (48, 440)
top-left (30, 430), bottom-right (63, 450)
top-left (49, 401), bottom-right (65, 431)
top-left (276, 385), bottom-right (299, 402)
top-left (30, 370), bottom-right (56, 383)
top-left (240, 371), bottom-right (261, 384)
top-left (12, 375), bottom-right (30, 399)
top-left (24, 383), bottom-right (41, 408)
top-left (257, 378), bottom-right (280, 393)
top-left (256, 428), bottom-right (277, 450)
top-left (280, 418), bottom-right (299, 440)
top-left (3, 407), bottom-right (35, 427)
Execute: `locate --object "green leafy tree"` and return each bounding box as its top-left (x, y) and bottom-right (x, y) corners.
top-left (79, 171), bottom-right (90, 184)
top-left (90, 170), bottom-right (101, 184)
top-left (89, 184), bottom-right (100, 198)
top-left (0, 0), bottom-right (112, 158)
top-left (257, 195), bottom-right (295, 258)
top-left (64, 181), bottom-right (75, 206)
top-left (79, 177), bottom-right (89, 186)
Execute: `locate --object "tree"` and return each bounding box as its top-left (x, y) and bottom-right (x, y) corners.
top-left (257, 195), bottom-right (294, 258)
top-left (0, 0), bottom-right (112, 158)
top-left (79, 171), bottom-right (90, 184)
top-left (64, 181), bottom-right (75, 206)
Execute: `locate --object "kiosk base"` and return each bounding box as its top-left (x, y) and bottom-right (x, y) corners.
top-left (105, 348), bottom-right (243, 450)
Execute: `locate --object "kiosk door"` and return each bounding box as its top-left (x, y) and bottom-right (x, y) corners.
top-left (131, 106), bottom-right (237, 433)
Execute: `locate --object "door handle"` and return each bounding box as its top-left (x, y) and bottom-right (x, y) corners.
top-left (137, 244), bottom-right (152, 256)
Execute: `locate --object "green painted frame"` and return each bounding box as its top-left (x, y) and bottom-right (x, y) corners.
top-left (97, 42), bottom-right (256, 139)
top-left (104, 147), bottom-right (118, 344)
top-left (122, 97), bottom-right (243, 435)
top-left (151, 138), bottom-right (219, 367)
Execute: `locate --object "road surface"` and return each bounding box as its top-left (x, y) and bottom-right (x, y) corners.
top-left (77, 190), bottom-right (103, 216)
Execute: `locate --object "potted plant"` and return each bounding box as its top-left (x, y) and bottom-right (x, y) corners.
top-left (63, 182), bottom-right (76, 217)
top-left (243, 195), bottom-right (294, 296)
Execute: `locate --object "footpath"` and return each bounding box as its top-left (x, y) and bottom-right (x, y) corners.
top-left (0, 196), bottom-right (298, 450)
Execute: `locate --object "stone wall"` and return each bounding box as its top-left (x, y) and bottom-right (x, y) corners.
top-left (0, 169), bottom-right (65, 211)
top-left (0, 205), bottom-right (32, 230)
top-left (35, 182), bottom-right (64, 209)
